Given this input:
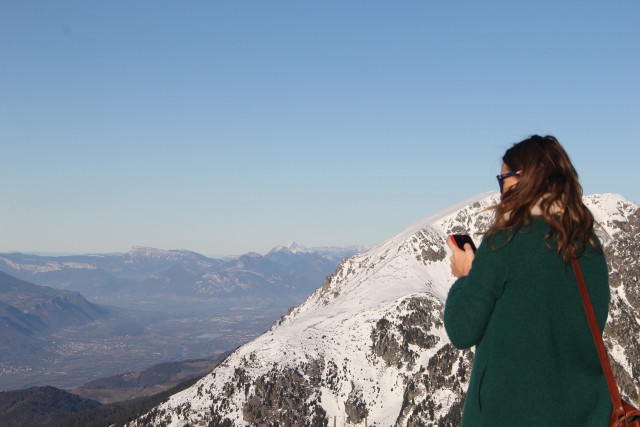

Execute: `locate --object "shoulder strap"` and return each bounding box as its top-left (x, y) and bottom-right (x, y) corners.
top-left (570, 252), bottom-right (626, 419)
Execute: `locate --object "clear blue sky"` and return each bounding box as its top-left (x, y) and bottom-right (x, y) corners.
top-left (1, 1), bottom-right (638, 256)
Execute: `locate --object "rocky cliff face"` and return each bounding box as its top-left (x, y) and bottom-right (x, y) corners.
top-left (596, 198), bottom-right (640, 401)
top-left (129, 193), bottom-right (640, 426)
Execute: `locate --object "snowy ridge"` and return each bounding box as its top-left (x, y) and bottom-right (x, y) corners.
top-left (131, 193), bottom-right (640, 426)
top-left (268, 242), bottom-right (372, 256)
top-left (286, 191), bottom-right (498, 320)
top-left (126, 246), bottom-right (201, 259)
top-left (585, 193), bottom-right (636, 241)
top-left (268, 242), bottom-right (314, 255)
top-left (0, 257), bottom-right (98, 273)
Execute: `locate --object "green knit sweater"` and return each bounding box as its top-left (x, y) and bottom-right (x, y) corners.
top-left (444, 217), bottom-right (611, 426)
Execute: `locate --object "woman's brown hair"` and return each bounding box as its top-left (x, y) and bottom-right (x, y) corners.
top-left (487, 135), bottom-right (596, 261)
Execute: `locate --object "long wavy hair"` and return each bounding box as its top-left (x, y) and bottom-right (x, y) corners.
top-left (487, 135), bottom-right (597, 261)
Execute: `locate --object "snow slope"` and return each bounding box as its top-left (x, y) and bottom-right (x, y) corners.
top-left (130, 192), bottom-right (640, 426)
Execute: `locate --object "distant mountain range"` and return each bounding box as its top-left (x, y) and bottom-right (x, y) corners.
top-left (0, 243), bottom-right (367, 312)
top-left (0, 243), bottom-right (365, 391)
top-left (125, 193), bottom-right (640, 426)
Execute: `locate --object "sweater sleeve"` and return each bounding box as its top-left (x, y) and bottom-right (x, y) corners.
top-left (444, 239), bottom-right (508, 349)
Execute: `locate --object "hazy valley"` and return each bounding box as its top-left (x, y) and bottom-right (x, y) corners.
top-left (0, 243), bottom-right (363, 391)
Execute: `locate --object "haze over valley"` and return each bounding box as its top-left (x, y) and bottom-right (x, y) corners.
top-left (0, 243), bottom-right (364, 391)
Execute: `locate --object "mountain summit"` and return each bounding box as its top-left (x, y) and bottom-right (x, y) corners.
top-left (268, 242), bottom-right (308, 255)
top-left (130, 193), bottom-right (640, 426)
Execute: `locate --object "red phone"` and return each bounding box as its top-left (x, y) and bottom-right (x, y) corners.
top-left (451, 234), bottom-right (477, 252)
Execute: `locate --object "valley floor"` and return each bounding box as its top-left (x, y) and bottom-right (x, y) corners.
top-left (0, 307), bottom-right (285, 391)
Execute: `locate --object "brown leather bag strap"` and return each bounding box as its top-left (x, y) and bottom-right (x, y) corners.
top-left (570, 252), bottom-right (626, 419)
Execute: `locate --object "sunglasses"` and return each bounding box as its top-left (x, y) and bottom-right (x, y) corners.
top-left (496, 170), bottom-right (522, 194)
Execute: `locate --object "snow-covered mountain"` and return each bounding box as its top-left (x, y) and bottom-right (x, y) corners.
top-left (130, 193), bottom-right (640, 426)
top-left (268, 242), bottom-right (371, 257)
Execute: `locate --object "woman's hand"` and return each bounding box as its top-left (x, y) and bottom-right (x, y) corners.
top-left (447, 236), bottom-right (475, 278)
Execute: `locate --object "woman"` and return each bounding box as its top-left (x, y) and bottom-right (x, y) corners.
top-left (444, 135), bottom-right (611, 425)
